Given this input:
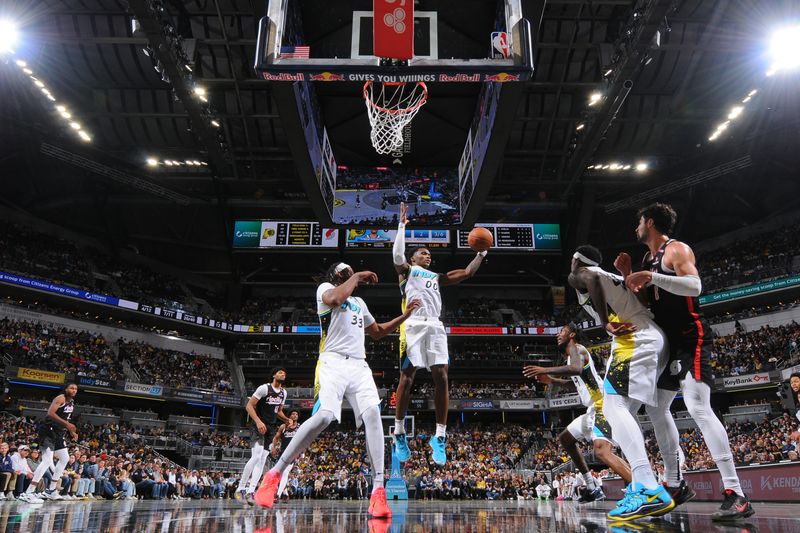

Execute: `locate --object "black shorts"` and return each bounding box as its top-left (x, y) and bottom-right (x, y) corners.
top-left (657, 322), bottom-right (715, 391)
top-left (37, 423), bottom-right (67, 451)
top-left (250, 424), bottom-right (278, 448)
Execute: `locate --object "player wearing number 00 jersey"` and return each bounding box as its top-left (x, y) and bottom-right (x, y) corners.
top-left (391, 202), bottom-right (486, 467)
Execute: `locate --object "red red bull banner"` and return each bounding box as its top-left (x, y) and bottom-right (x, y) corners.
top-left (373, 0), bottom-right (414, 60)
top-left (602, 462), bottom-right (800, 502)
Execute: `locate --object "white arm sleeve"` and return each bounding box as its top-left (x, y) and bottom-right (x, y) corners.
top-left (392, 223), bottom-right (406, 266)
top-left (650, 272), bottom-right (702, 297)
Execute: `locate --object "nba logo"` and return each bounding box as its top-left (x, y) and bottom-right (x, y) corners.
top-left (491, 32), bottom-right (510, 59)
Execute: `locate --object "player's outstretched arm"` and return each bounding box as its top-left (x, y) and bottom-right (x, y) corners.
top-left (321, 271), bottom-right (378, 307)
top-left (366, 298), bottom-right (422, 340)
top-left (440, 251), bottom-right (486, 286)
top-left (393, 202), bottom-right (410, 276)
top-left (523, 345), bottom-right (584, 378)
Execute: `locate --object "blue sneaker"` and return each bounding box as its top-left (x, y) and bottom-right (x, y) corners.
top-left (616, 483), bottom-right (636, 506)
top-left (393, 433), bottom-right (411, 462)
top-left (607, 483), bottom-right (675, 522)
top-left (429, 436), bottom-right (447, 465)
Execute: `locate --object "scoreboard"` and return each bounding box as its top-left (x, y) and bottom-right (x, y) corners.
top-left (457, 223), bottom-right (561, 251)
top-left (232, 221), bottom-right (338, 248)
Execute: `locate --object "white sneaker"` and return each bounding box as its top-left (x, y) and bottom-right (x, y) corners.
top-left (0, 493), bottom-right (5, 501)
top-left (18, 493), bottom-right (44, 504)
top-left (45, 490), bottom-right (64, 501)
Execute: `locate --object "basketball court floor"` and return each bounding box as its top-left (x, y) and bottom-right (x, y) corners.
top-left (1, 499), bottom-right (797, 532)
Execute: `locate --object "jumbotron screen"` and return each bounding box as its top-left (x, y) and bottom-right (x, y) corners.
top-left (345, 228), bottom-right (450, 249)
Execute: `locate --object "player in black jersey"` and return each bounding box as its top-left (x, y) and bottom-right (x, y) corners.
top-left (237, 367), bottom-right (294, 505)
top-left (271, 410), bottom-right (300, 501)
top-left (618, 202), bottom-right (754, 521)
top-left (21, 383), bottom-right (78, 503)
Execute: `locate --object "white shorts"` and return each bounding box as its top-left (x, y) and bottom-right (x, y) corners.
top-left (400, 318), bottom-right (449, 371)
top-left (565, 405), bottom-right (615, 445)
top-left (313, 352), bottom-right (380, 427)
top-left (604, 318), bottom-right (667, 407)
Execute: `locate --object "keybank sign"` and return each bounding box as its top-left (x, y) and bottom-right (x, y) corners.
top-left (232, 221), bottom-right (262, 248)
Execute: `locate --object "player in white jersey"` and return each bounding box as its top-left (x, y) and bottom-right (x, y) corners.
top-left (390, 202), bottom-right (486, 466)
top-left (523, 323), bottom-right (631, 504)
top-left (255, 261), bottom-right (420, 522)
top-left (568, 245), bottom-right (675, 521)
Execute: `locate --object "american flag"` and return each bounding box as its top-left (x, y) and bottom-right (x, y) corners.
top-left (278, 45), bottom-right (310, 59)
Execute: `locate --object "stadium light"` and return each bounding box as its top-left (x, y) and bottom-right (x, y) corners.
top-left (576, 123), bottom-right (585, 131)
top-left (69, 122), bottom-right (81, 130)
top-left (210, 120), bottom-right (220, 128)
top-left (146, 158), bottom-right (158, 166)
top-left (635, 162), bottom-right (648, 172)
top-left (728, 106), bottom-right (744, 120)
top-left (0, 19), bottom-right (18, 52)
top-left (15, 59), bottom-right (25, 67)
top-left (588, 92), bottom-right (602, 106)
top-left (768, 25), bottom-right (800, 74)
top-left (77, 130), bottom-right (91, 142)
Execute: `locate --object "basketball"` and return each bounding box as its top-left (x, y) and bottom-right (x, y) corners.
top-left (468, 227), bottom-right (493, 252)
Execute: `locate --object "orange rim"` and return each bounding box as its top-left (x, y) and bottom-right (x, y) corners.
top-left (363, 81), bottom-right (428, 115)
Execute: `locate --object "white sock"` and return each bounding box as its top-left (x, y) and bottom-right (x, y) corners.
top-left (632, 463), bottom-right (658, 490)
top-left (362, 407), bottom-right (385, 493)
top-left (435, 424), bottom-right (446, 439)
top-left (394, 419), bottom-right (406, 435)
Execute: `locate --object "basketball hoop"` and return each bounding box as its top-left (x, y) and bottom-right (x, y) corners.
top-left (363, 81), bottom-right (428, 155)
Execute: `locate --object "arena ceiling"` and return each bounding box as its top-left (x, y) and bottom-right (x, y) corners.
top-left (0, 0), bottom-right (798, 283)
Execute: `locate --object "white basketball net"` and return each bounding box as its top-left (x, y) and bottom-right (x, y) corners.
top-left (363, 81), bottom-right (428, 154)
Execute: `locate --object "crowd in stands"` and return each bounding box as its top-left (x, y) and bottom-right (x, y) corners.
top-left (0, 318), bottom-right (234, 393)
top-left (699, 223), bottom-right (799, 293)
top-left (121, 341), bottom-right (234, 393)
top-left (0, 413), bottom-right (244, 501)
top-left (644, 412), bottom-right (800, 469)
top-left (1, 296), bottom-right (223, 347)
top-left (0, 319), bottom-right (124, 381)
top-left (711, 322), bottom-right (800, 376)
top-left (280, 424), bottom-right (538, 501)
top-left (412, 382), bottom-right (541, 400)
top-left (705, 299), bottom-right (800, 325)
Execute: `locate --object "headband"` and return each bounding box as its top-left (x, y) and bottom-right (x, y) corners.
top-left (573, 251), bottom-right (599, 267)
top-left (334, 263), bottom-right (351, 274)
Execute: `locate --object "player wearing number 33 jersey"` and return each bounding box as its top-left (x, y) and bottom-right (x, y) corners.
top-left (256, 262), bottom-right (419, 519)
